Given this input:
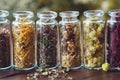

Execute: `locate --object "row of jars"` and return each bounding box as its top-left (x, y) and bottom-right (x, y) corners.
top-left (0, 9), bottom-right (120, 70)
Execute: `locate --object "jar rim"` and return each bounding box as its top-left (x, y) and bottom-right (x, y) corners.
top-left (84, 10), bottom-right (104, 17)
top-left (0, 10), bottom-right (9, 17)
top-left (59, 11), bottom-right (79, 17)
top-left (37, 11), bottom-right (57, 18)
top-left (13, 11), bottom-right (33, 18)
top-left (108, 9), bottom-right (120, 17)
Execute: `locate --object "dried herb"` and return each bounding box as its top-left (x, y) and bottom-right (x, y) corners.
top-left (13, 23), bottom-right (35, 69)
top-left (83, 22), bottom-right (104, 68)
top-left (26, 68), bottom-right (73, 80)
top-left (0, 28), bottom-right (10, 68)
top-left (107, 22), bottom-right (120, 67)
top-left (37, 24), bottom-right (58, 68)
top-left (60, 23), bottom-right (81, 68)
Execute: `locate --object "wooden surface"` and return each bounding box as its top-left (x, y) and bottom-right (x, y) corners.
top-left (0, 68), bottom-right (120, 80)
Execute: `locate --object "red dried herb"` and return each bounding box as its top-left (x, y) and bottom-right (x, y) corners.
top-left (0, 28), bottom-right (10, 68)
top-left (107, 22), bottom-right (120, 67)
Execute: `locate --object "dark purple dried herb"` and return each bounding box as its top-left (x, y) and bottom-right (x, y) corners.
top-left (107, 22), bottom-right (120, 67)
top-left (37, 24), bottom-right (58, 68)
top-left (0, 28), bottom-right (10, 68)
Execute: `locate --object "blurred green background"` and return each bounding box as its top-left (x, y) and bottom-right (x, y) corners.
top-left (1, 0), bottom-right (120, 20)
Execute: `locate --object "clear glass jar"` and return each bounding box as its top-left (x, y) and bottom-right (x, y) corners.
top-left (59, 11), bottom-right (82, 69)
top-left (12, 11), bottom-right (35, 70)
top-left (36, 11), bottom-right (59, 68)
top-left (0, 10), bottom-right (11, 70)
top-left (106, 9), bottom-right (120, 70)
top-left (83, 10), bottom-right (105, 69)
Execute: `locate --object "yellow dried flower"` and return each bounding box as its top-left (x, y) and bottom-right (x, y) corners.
top-left (102, 63), bottom-right (110, 71)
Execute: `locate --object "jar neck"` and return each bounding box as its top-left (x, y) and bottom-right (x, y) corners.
top-left (108, 10), bottom-right (120, 21)
top-left (13, 11), bottom-right (33, 23)
top-left (62, 17), bottom-right (78, 22)
top-left (0, 17), bottom-right (7, 21)
top-left (60, 11), bottom-right (79, 22)
top-left (0, 10), bottom-right (9, 21)
top-left (84, 10), bottom-right (104, 21)
top-left (39, 18), bottom-right (56, 23)
top-left (110, 16), bottom-right (120, 21)
top-left (37, 11), bottom-right (57, 23)
top-left (15, 17), bottom-right (31, 22)
top-left (86, 16), bottom-right (102, 21)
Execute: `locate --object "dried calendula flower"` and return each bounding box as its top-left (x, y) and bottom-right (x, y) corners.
top-left (102, 63), bottom-right (110, 72)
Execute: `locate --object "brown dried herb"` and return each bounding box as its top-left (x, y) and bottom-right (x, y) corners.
top-left (60, 23), bottom-right (81, 68)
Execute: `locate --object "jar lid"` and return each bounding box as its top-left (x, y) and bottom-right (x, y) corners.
top-left (108, 9), bottom-right (120, 17)
top-left (13, 11), bottom-right (34, 18)
top-left (59, 11), bottom-right (79, 18)
top-left (84, 10), bottom-right (104, 17)
top-left (0, 10), bottom-right (9, 17)
top-left (37, 11), bottom-right (57, 18)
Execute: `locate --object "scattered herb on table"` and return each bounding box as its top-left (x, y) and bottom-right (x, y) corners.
top-left (26, 68), bottom-right (73, 80)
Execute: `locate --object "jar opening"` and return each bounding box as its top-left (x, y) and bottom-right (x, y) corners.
top-left (59, 11), bottom-right (79, 18)
top-left (13, 11), bottom-right (33, 18)
top-left (84, 10), bottom-right (104, 17)
top-left (37, 11), bottom-right (57, 18)
top-left (108, 9), bottom-right (120, 17)
top-left (0, 10), bottom-right (9, 17)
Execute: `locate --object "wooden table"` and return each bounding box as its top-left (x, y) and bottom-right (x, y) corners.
top-left (0, 68), bottom-right (119, 80)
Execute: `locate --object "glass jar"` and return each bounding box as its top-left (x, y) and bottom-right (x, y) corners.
top-left (83, 10), bottom-right (105, 69)
top-left (59, 11), bottom-right (82, 69)
top-left (0, 10), bottom-right (11, 70)
top-left (106, 9), bottom-right (120, 70)
top-left (12, 11), bottom-right (35, 70)
top-left (36, 11), bottom-right (59, 68)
